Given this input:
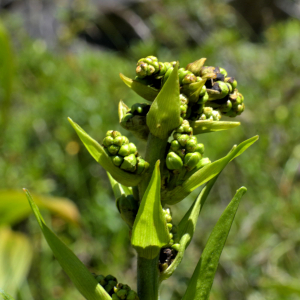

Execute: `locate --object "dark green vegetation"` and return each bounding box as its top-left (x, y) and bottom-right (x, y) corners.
top-left (1, 1), bottom-right (300, 299)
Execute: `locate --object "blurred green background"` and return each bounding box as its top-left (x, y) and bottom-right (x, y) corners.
top-left (1, 0), bottom-right (300, 299)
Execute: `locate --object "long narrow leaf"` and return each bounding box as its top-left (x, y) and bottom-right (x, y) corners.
top-left (24, 189), bottom-right (111, 300)
top-left (190, 120), bottom-right (240, 134)
top-left (131, 161), bottom-right (170, 259)
top-left (146, 64), bottom-right (181, 139)
top-left (182, 187), bottom-right (247, 300)
top-left (119, 73), bottom-right (159, 101)
top-left (68, 118), bottom-right (142, 187)
top-left (162, 135), bottom-right (258, 205)
top-left (107, 172), bottom-right (133, 199)
top-left (160, 175), bottom-right (219, 281)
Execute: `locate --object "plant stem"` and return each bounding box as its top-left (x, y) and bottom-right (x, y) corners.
top-left (138, 133), bottom-right (168, 200)
top-left (137, 255), bottom-right (160, 300)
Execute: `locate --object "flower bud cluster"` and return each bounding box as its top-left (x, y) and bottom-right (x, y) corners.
top-left (93, 274), bottom-right (139, 300)
top-left (136, 56), bottom-right (176, 80)
top-left (102, 130), bottom-right (149, 174)
top-left (134, 56), bottom-right (245, 120)
top-left (166, 120), bottom-right (204, 173)
top-left (163, 208), bottom-right (178, 246)
top-left (199, 66), bottom-right (245, 118)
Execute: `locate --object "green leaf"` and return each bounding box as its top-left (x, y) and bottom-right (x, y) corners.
top-left (146, 64), bottom-right (181, 139)
top-left (107, 172), bottom-right (133, 199)
top-left (0, 22), bottom-right (13, 132)
top-left (182, 187), bottom-right (247, 300)
top-left (131, 161), bottom-right (169, 259)
top-left (118, 100), bottom-right (130, 122)
top-left (0, 289), bottom-right (16, 300)
top-left (160, 176), bottom-right (219, 281)
top-left (190, 120), bottom-right (240, 135)
top-left (162, 135), bottom-right (258, 205)
top-left (119, 73), bottom-right (159, 102)
top-left (0, 228), bottom-right (33, 298)
top-left (0, 189), bottom-right (80, 226)
top-left (68, 117), bottom-right (142, 187)
top-left (24, 189), bottom-right (111, 300)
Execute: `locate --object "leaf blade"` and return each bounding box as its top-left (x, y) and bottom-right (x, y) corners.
top-left (146, 64), bottom-right (181, 139)
top-left (119, 73), bottom-right (159, 101)
top-left (162, 135), bottom-right (258, 205)
top-left (190, 120), bottom-right (240, 135)
top-left (68, 117), bottom-right (142, 187)
top-left (131, 161), bottom-right (169, 259)
top-left (182, 187), bottom-right (247, 300)
top-left (24, 189), bottom-right (111, 300)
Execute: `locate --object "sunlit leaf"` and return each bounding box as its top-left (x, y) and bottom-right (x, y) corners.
top-left (182, 187), bottom-right (247, 300)
top-left (160, 175), bottom-right (219, 281)
top-left (119, 73), bottom-right (159, 101)
top-left (118, 100), bottom-right (129, 123)
top-left (162, 136), bottom-right (258, 205)
top-left (68, 117), bottom-right (142, 187)
top-left (0, 228), bottom-right (32, 298)
top-left (0, 190), bottom-right (80, 226)
top-left (146, 64), bottom-right (181, 139)
top-left (24, 189), bottom-right (111, 300)
top-left (131, 161), bottom-right (169, 259)
top-left (190, 120), bottom-right (240, 135)
top-left (107, 172), bottom-right (133, 199)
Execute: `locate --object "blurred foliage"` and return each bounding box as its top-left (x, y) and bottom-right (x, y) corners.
top-left (0, 1), bottom-right (300, 299)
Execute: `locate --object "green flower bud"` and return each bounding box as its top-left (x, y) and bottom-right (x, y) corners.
top-left (219, 67), bottom-right (228, 77)
top-left (200, 66), bottom-right (219, 77)
top-left (103, 136), bottom-right (114, 147)
top-left (106, 130), bottom-right (121, 138)
top-left (118, 144), bottom-right (131, 157)
top-left (186, 138), bottom-right (198, 153)
top-left (199, 85), bottom-right (206, 96)
top-left (203, 107), bottom-right (213, 117)
top-left (128, 143), bottom-right (137, 155)
top-left (182, 73), bottom-right (197, 84)
top-left (95, 275), bottom-right (106, 286)
top-left (113, 136), bottom-right (127, 146)
top-left (116, 195), bottom-right (139, 228)
top-left (169, 232), bottom-right (173, 240)
top-left (225, 77), bottom-right (237, 89)
top-left (112, 155), bottom-right (124, 167)
top-left (108, 145), bottom-right (120, 156)
top-left (131, 103), bottom-right (150, 115)
top-left (177, 134), bottom-right (190, 147)
top-left (209, 81), bottom-right (230, 99)
top-left (173, 132), bottom-right (182, 140)
top-left (195, 143), bottom-right (205, 154)
top-left (127, 290), bottom-right (139, 300)
top-left (116, 289), bottom-right (128, 299)
top-left (171, 243), bottom-right (180, 252)
top-left (112, 294), bottom-right (121, 300)
top-left (212, 110), bottom-right (221, 121)
top-left (135, 158), bottom-right (149, 175)
top-left (175, 149), bottom-right (186, 159)
top-left (180, 93), bottom-right (189, 105)
top-left (170, 140), bottom-right (181, 151)
top-left (184, 152), bottom-right (201, 171)
top-left (120, 154), bottom-right (137, 172)
top-left (166, 152), bottom-right (183, 170)
top-left (136, 62), bottom-right (155, 78)
top-left (156, 62), bottom-right (168, 77)
top-left (167, 223), bottom-right (173, 230)
top-left (162, 67), bottom-right (174, 85)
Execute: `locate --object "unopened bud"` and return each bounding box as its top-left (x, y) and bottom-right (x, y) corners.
top-left (166, 152), bottom-right (183, 170)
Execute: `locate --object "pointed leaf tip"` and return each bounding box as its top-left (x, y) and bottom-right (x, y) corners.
top-left (24, 190), bottom-right (111, 300)
top-left (131, 159), bottom-right (169, 259)
top-left (182, 187), bottom-right (247, 300)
